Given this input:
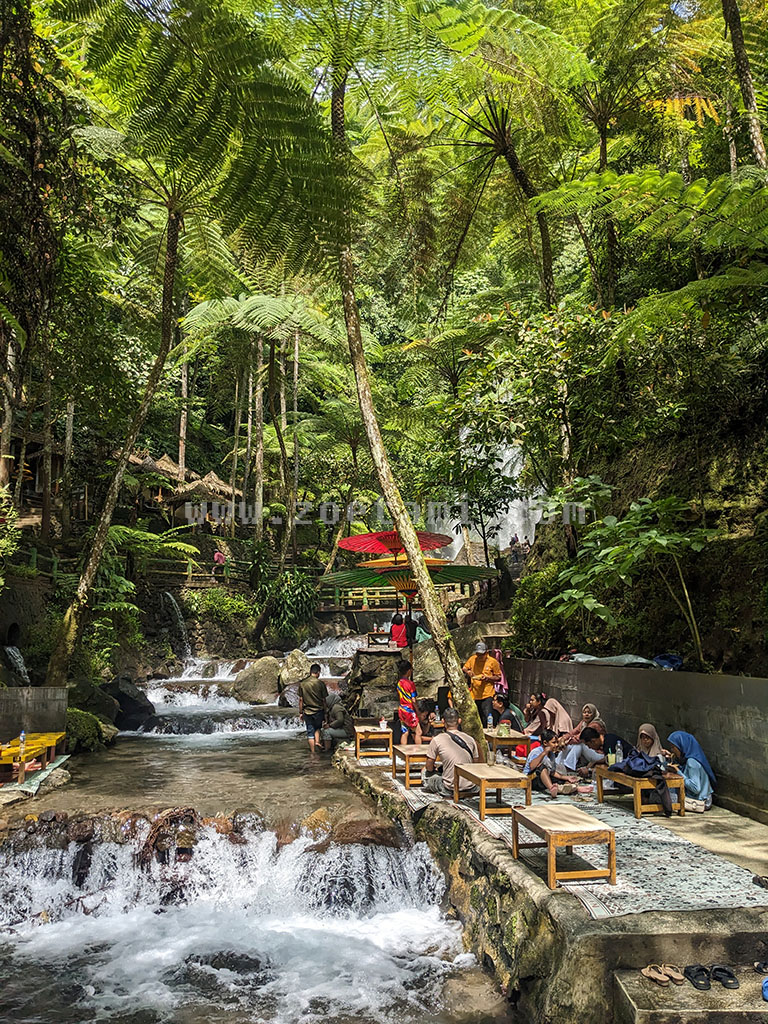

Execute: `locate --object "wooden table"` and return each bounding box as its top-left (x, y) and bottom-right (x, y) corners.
top-left (512, 804), bottom-right (617, 890)
top-left (453, 762), bottom-right (532, 819)
top-left (392, 743), bottom-right (433, 788)
top-left (483, 728), bottom-right (532, 756)
top-left (354, 724), bottom-right (393, 760)
top-left (594, 765), bottom-right (686, 819)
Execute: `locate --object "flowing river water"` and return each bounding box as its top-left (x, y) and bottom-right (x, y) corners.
top-left (0, 652), bottom-right (508, 1024)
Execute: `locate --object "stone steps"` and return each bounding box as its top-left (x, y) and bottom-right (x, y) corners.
top-left (476, 609), bottom-right (510, 623)
top-left (614, 968), bottom-right (768, 1022)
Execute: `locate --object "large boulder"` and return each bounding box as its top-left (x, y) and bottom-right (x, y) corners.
top-left (67, 677), bottom-right (121, 723)
top-left (102, 675), bottom-right (156, 730)
top-left (232, 657), bottom-right (280, 704)
top-left (278, 649), bottom-right (311, 691)
top-left (345, 650), bottom-right (402, 718)
top-left (278, 682), bottom-right (300, 708)
top-left (412, 621), bottom-right (491, 696)
top-left (311, 613), bottom-right (351, 639)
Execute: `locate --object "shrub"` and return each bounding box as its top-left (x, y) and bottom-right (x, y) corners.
top-left (507, 563), bottom-right (566, 657)
top-left (66, 708), bottom-right (103, 753)
top-left (181, 587), bottom-right (258, 623)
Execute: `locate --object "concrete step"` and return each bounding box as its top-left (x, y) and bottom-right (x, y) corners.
top-left (476, 609), bottom-right (509, 623)
top-left (614, 968), bottom-right (768, 1022)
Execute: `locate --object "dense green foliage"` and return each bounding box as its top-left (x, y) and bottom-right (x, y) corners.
top-left (2, 0), bottom-right (768, 671)
top-left (65, 708), bottom-right (103, 752)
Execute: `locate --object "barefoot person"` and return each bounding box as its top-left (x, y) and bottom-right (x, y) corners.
top-left (298, 663), bottom-right (328, 753)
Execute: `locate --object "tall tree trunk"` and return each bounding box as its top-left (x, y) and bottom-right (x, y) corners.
top-left (268, 336), bottom-right (293, 569)
top-left (724, 98), bottom-right (739, 172)
top-left (229, 368), bottom-right (244, 538)
top-left (291, 328), bottom-right (300, 559)
top-left (253, 337), bottom-right (264, 542)
top-left (323, 484), bottom-right (354, 575)
top-left (45, 207), bottom-right (182, 687)
top-left (0, 330), bottom-right (15, 490)
top-left (572, 213), bottom-right (605, 307)
top-left (331, 71), bottom-right (486, 754)
top-left (243, 344), bottom-right (253, 500)
top-left (501, 146), bottom-right (556, 307)
top-left (40, 356), bottom-right (52, 543)
top-left (178, 345), bottom-right (188, 485)
top-left (61, 399), bottom-right (74, 537)
top-left (722, 0), bottom-right (768, 169)
top-left (598, 128), bottom-right (618, 306)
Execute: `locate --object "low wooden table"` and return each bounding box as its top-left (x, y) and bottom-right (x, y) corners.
top-left (354, 724), bottom-right (393, 760)
top-left (483, 728), bottom-right (532, 756)
top-left (594, 764), bottom-right (685, 819)
top-left (512, 804), bottom-right (617, 890)
top-left (392, 743), bottom-right (432, 788)
top-left (453, 763), bottom-right (532, 819)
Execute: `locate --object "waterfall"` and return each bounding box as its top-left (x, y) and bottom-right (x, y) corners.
top-left (163, 591), bottom-right (191, 658)
top-left (0, 828), bottom-right (471, 1024)
top-left (303, 635), bottom-right (367, 658)
top-left (3, 646), bottom-right (30, 685)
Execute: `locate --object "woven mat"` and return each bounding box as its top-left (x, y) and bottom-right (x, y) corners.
top-left (363, 758), bottom-right (768, 920)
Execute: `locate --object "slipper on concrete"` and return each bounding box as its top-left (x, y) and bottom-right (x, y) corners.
top-left (660, 964), bottom-right (685, 985)
top-left (753, 961), bottom-right (768, 974)
top-left (559, 783), bottom-right (577, 795)
top-left (753, 875), bottom-right (768, 890)
top-left (710, 965), bottom-right (739, 989)
top-left (641, 965), bottom-right (669, 986)
top-left (683, 965), bottom-right (711, 990)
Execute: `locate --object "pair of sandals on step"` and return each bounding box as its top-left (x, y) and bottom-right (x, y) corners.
top-left (641, 963), bottom-right (740, 990)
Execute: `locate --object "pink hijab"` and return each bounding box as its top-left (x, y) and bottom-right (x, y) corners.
top-left (525, 697), bottom-right (573, 736)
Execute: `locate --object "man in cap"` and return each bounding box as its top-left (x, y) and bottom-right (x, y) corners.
top-left (462, 642), bottom-right (502, 724)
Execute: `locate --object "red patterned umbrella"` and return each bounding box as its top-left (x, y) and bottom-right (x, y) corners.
top-left (338, 530), bottom-right (452, 556)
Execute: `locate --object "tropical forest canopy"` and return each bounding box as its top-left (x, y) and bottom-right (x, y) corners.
top-left (2, 0), bottom-right (768, 682)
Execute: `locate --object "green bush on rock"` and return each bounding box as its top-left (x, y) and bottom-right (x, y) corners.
top-left (181, 587), bottom-right (257, 623)
top-left (507, 563), bottom-right (566, 657)
top-left (66, 708), bottom-right (104, 753)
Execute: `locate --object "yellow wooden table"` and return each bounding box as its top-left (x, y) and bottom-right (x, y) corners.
top-left (512, 804), bottom-right (616, 890)
top-left (354, 725), bottom-right (393, 760)
top-left (483, 728), bottom-right (532, 756)
top-left (594, 764), bottom-right (685, 819)
top-left (391, 743), bottom-right (434, 788)
top-left (453, 762), bottom-right (532, 819)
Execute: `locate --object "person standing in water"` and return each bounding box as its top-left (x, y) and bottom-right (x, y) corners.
top-left (298, 663), bottom-right (328, 753)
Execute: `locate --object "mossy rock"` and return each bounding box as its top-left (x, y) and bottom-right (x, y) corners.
top-left (66, 708), bottom-right (104, 753)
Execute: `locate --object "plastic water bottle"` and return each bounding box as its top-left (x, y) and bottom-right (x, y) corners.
top-left (615, 740), bottom-right (623, 763)
top-left (19, 731), bottom-right (25, 759)
top-left (487, 713), bottom-right (494, 729)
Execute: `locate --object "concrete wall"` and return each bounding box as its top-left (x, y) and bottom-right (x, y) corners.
top-left (0, 687), bottom-right (67, 742)
top-left (505, 658), bottom-right (768, 823)
top-left (0, 577), bottom-right (51, 648)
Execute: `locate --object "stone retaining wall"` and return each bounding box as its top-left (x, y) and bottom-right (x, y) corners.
top-left (504, 658), bottom-right (768, 824)
top-left (336, 751), bottom-right (767, 1023)
top-left (0, 686), bottom-right (67, 739)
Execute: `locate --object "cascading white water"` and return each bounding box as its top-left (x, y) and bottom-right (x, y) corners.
top-left (163, 590), bottom-right (192, 658)
top-left (0, 828), bottom-right (473, 1024)
top-left (3, 645), bottom-right (30, 684)
top-left (303, 636), bottom-right (367, 658)
top-left (144, 713), bottom-right (302, 736)
top-left (169, 657), bottom-right (244, 682)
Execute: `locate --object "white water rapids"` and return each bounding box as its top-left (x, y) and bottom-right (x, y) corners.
top-left (0, 828), bottom-right (475, 1024)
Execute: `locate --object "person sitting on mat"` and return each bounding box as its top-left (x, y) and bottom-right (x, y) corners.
top-left (522, 729), bottom-right (565, 798)
top-left (666, 731), bottom-right (715, 808)
top-left (636, 723), bottom-right (669, 759)
top-left (416, 698), bottom-right (438, 741)
top-left (491, 693), bottom-right (525, 731)
top-left (523, 692), bottom-right (573, 736)
top-left (564, 703), bottom-right (605, 743)
top-left (557, 726), bottom-right (609, 775)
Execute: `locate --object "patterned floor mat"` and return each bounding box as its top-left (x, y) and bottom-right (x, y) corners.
top-left (364, 757), bottom-right (768, 920)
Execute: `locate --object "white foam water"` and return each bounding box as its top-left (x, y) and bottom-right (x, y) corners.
top-left (168, 657), bottom-right (245, 683)
top-left (303, 636), bottom-right (367, 659)
top-left (0, 830), bottom-right (471, 1023)
top-left (145, 683), bottom-right (253, 714)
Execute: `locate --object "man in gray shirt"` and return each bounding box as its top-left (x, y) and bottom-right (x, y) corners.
top-left (423, 708), bottom-right (482, 797)
top-left (298, 664), bottom-right (328, 753)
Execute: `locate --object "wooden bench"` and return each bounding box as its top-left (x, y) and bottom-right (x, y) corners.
top-left (0, 738), bottom-right (51, 783)
top-left (594, 765), bottom-right (685, 819)
top-left (453, 762), bottom-right (532, 819)
top-left (392, 743), bottom-right (433, 788)
top-left (483, 728), bottom-right (532, 757)
top-left (354, 725), bottom-right (393, 760)
top-left (512, 804), bottom-right (617, 890)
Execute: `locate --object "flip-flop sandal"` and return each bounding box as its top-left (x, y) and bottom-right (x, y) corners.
top-left (754, 961), bottom-right (768, 973)
top-left (641, 965), bottom-right (669, 986)
top-left (710, 965), bottom-right (739, 989)
top-left (661, 964), bottom-right (685, 985)
top-left (683, 965), bottom-right (711, 990)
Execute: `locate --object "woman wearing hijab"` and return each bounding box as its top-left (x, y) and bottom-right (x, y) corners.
top-left (322, 692), bottom-right (354, 749)
top-left (565, 703), bottom-right (605, 742)
top-left (636, 723), bottom-right (665, 758)
top-left (524, 693), bottom-right (573, 736)
top-left (667, 730), bottom-right (716, 808)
